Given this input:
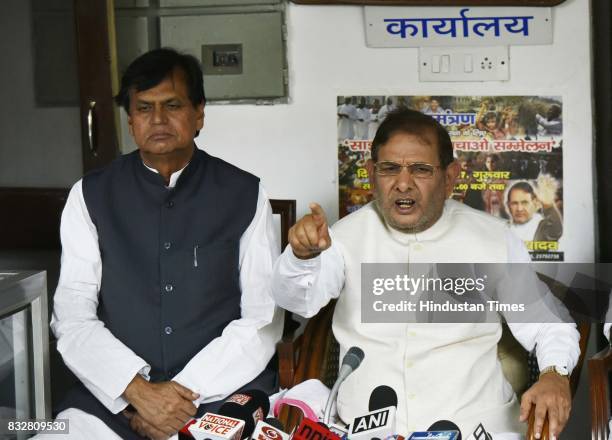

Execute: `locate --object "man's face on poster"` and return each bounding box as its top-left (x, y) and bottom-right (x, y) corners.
top-left (508, 188), bottom-right (539, 224)
top-left (367, 131), bottom-right (459, 233)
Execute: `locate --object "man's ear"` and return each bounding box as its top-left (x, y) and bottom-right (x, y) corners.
top-left (196, 103), bottom-right (205, 131)
top-left (127, 113), bottom-right (134, 137)
top-left (444, 160), bottom-right (461, 198)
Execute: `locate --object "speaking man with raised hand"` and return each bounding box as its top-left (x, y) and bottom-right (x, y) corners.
top-left (271, 108), bottom-right (580, 439)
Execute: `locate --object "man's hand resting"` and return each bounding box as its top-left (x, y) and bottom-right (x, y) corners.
top-left (288, 203), bottom-right (331, 259)
top-left (124, 375), bottom-right (198, 437)
top-left (519, 372), bottom-right (571, 439)
top-left (123, 409), bottom-right (169, 440)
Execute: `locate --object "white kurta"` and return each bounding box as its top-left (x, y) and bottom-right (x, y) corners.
top-left (272, 200), bottom-right (579, 436)
top-left (377, 104), bottom-right (395, 124)
top-left (367, 109), bottom-right (380, 140)
top-left (509, 212), bottom-right (543, 242)
top-left (355, 107), bottom-right (371, 140)
top-left (38, 166), bottom-right (283, 439)
top-left (338, 104), bottom-right (357, 141)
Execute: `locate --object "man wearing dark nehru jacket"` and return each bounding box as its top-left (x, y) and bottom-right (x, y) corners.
top-left (44, 49), bottom-right (282, 439)
top-left (271, 109), bottom-right (579, 439)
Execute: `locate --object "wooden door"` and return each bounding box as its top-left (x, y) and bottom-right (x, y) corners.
top-left (74, 0), bottom-right (121, 173)
top-left (0, 0), bottom-right (119, 250)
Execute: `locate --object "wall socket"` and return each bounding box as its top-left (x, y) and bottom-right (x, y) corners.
top-left (419, 46), bottom-right (509, 82)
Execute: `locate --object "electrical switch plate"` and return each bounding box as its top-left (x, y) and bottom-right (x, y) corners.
top-left (432, 55), bottom-right (441, 73)
top-left (419, 46), bottom-right (509, 82)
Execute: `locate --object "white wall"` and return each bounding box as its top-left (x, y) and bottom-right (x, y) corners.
top-left (198, 0), bottom-right (595, 263)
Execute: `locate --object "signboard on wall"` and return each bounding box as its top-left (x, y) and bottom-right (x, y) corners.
top-left (364, 7), bottom-right (552, 47)
top-left (337, 95), bottom-right (564, 261)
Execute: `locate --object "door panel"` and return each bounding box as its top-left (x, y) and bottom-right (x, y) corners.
top-left (74, 0), bottom-right (120, 172)
top-left (1, 0), bottom-right (119, 251)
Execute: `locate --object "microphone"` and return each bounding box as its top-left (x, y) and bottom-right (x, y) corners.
top-left (179, 418), bottom-right (197, 439)
top-left (265, 418), bottom-right (285, 431)
top-left (219, 389), bottom-right (270, 438)
top-left (291, 417), bottom-right (342, 440)
top-left (368, 386), bottom-right (398, 411)
top-left (328, 422), bottom-right (349, 439)
top-left (250, 418), bottom-right (290, 440)
top-left (347, 406), bottom-right (396, 440)
top-left (407, 432), bottom-right (459, 440)
top-left (427, 420), bottom-right (461, 439)
top-left (407, 420), bottom-right (461, 440)
top-left (180, 390), bottom-right (270, 440)
top-left (464, 423), bottom-right (492, 440)
top-left (323, 346), bottom-right (365, 425)
top-left (188, 413), bottom-right (246, 440)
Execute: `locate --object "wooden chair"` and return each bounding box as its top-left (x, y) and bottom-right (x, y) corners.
top-left (269, 199), bottom-right (302, 340)
top-left (588, 335), bottom-right (612, 440)
top-left (270, 199), bottom-right (296, 253)
top-left (278, 272), bottom-right (591, 440)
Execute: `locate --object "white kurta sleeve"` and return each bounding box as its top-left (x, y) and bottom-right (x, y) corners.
top-left (270, 230), bottom-right (345, 318)
top-left (503, 229), bottom-right (581, 373)
top-left (172, 185), bottom-right (283, 404)
top-left (51, 181), bottom-right (150, 414)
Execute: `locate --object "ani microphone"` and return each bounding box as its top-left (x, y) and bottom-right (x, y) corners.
top-left (345, 385), bottom-right (398, 440)
top-left (368, 386), bottom-right (398, 412)
top-left (348, 406), bottom-right (396, 440)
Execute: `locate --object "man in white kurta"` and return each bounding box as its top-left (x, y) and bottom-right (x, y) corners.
top-left (506, 178), bottom-right (563, 245)
top-left (272, 109), bottom-right (579, 439)
top-left (354, 99), bottom-right (371, 140)
top-left (338, 98), bottom-right (358, 141)
top-left (377, 97), bottom-right (396, 124)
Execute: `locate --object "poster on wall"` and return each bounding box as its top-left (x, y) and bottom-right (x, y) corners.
top-left (337, 95), bottom-right (564, 261)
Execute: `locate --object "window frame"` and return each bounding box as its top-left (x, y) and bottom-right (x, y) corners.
top-left (290, 0), bottom-right (565, 5)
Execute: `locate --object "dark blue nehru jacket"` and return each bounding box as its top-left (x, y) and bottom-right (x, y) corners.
top-left (58, 148), bottom-right (275, 439)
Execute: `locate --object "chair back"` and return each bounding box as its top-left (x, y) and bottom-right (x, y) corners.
top-left (589, 344), bottom-right (612, 440)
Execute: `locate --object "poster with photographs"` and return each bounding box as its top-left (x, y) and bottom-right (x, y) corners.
top-left (337, 95), bottom-right (564, 261)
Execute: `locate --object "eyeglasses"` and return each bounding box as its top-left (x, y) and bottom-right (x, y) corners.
top-left (374, 161), bottom-right (441, 178)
